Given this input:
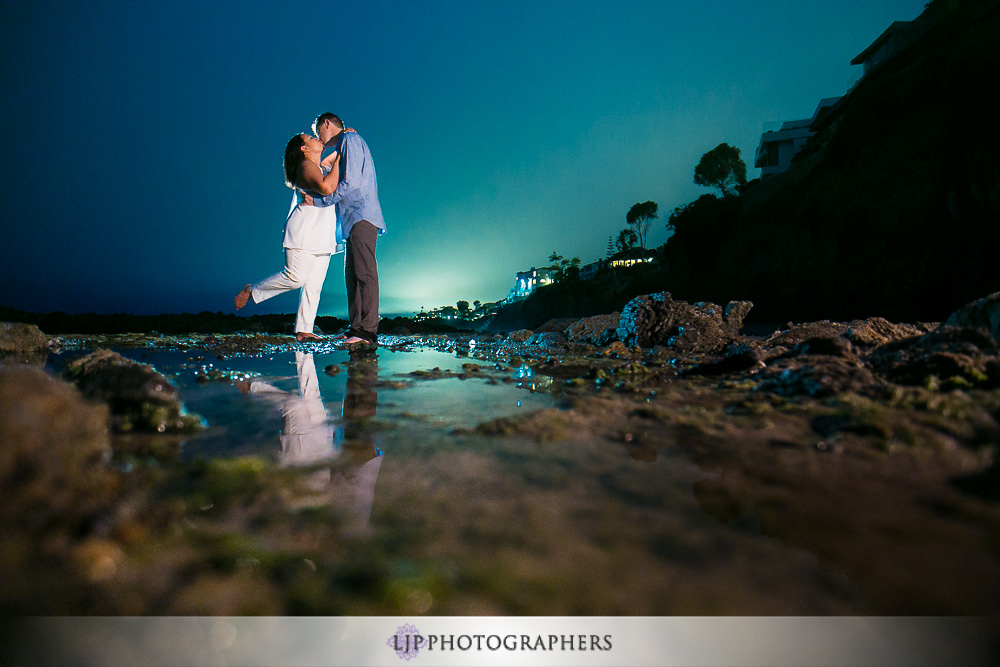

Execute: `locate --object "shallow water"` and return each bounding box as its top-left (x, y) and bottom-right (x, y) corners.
top-left (35, 342), bottom-right (1000, 615)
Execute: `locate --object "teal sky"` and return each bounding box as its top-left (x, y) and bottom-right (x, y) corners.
top-left (0, 0), bottom-right (927, 317)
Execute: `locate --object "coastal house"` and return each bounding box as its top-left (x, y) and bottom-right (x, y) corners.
top-left (579, 258), bottom-right (606, 281)
top-left (754, 97), bottom-right (841, 178)
top-left (505, 266), bottom-right (555, 302)
top-left (608, 250), bottom-right (655, 270)
top-left (851, 21), bottom-right (920, 76)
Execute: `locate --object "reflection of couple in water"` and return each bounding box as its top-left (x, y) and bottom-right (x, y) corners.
top-left (245, 349), bottom-right (382, 535)
top-left (235, 113), bottom-right (385, 346)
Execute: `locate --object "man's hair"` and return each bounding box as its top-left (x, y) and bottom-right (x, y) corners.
top-left (313, 112), bottom-right (344, 134)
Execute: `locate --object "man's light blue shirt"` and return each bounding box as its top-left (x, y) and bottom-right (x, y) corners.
top-left (317, 131), bottom-right (385, 239)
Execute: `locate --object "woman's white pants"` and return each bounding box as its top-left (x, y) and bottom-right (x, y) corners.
top-left (251, 248), bottom-right (332, 334)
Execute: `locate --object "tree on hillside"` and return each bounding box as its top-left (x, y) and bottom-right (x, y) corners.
top-left (473, 300), bottom-right (482, 311)
top-left (562, 256), bottom-right (581, 281)
top-left (606, 235), bottom-right (615, 258)
top-left (547, 251), bottom-right (581, 283)
top-left (615, 228), bottom-right (638, 254)
top-left (694, 143), bottom-right (747, 197)
top-left (626, 200), bottom-right (658, 249)
top-left (457, 300), bottom-right (470, 317)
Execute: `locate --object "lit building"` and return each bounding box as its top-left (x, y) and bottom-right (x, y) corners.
top-left (754, 97), bottom-right (841, 178)
top-left (607, 254), bottom-right (654, 269)
top-left (505, 267), bottom-right (555, 302)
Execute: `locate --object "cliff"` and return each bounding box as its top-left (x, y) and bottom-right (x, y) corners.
top-left (494, 0), bottom-right (1000, 331)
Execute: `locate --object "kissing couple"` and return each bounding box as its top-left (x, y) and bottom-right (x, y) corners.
top-left (235, 112), bottom-right (385, 346)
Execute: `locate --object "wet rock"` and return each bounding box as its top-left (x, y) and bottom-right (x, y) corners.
top-left (757, 355), bottom-right (877, 397)
top-left (684, 347), bottom-right (765, 376)
top-left (0, 322), bottom-right (50, 364)
top-left (508, 330), bottom-right (533, 343)
top-left (201, 333), bottom-right (288, 357)
top-left (866, 326), bottom-right (999, 387)
top-left (566, 312), bottom-right (621, 346)
top-left (0, 365), bottom-right (115, 532)
top-left (765, 318), bottom-right (933, 356)
top-left (756, 329), bottom-right (878, 396)
top-left (524, 332), bottom-right (567, 350)
top-left (943, 291), bottom-right (1000, 342)
top-left (408, 366), bottom-right (460, 380)
top-left (602, 341), bottom-right (633, 358)
top-left (952, 461), bottom-right (1000, 501)
top-left (615, 292), bottom-right (752, 352)
top-left (534, 318), bottom-right (578, 334)
top-left (785, 336), bottom-right (855, 358)
top-left (324, 364), bottom-right (342, 376)
top-left (764, 321), bottom-right (849, 349)
top-left (843, 317), bottom-right (934, 350)
top-left (63, 349), bottom-right (204, 433)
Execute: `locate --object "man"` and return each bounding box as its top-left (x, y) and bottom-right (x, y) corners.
top-left (308, 112), bottom-right (386, 346)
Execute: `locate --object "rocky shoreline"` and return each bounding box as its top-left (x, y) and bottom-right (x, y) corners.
top-left (2, 291), bottom-right (999, 614)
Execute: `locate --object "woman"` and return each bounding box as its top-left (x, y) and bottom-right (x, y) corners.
top-left (234, 134), bottom-right (342, 342)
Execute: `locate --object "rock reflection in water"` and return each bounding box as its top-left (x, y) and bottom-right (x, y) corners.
top-left (245, 349), bottom-right (383, 536)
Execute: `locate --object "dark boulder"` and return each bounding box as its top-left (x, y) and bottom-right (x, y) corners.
top-left (0, 365), bottom-right (115, 532)
top-left (534, 318), bottom-right (579, 334)
top-left (764, 321), bottom-right (850, 349)
top-left (785, 336), bottom-right (855, 358)
top-left (757, 355), bottom-right (877, 398)
top-left (507, 329), bottom-right (533, 343)
top-left (615, 292), bottom-right (752, 352)
top-left (683, 346), bottom-right (765, 376)
top-left (63, 349), bottom-right (204, 433)
top-left (866, 326), bottom-right (1000, 386)
top-left (566, 312), bottom-right (621, 346)
top-left (942, 292), bottom-right (1000, 342)
top-left (0, 322), bottom-right (49, 365)
top-left (843, 317), bottom-right (935, 350)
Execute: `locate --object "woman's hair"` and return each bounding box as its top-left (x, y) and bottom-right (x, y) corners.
top-left (283, 134), bottom-right (307, 189)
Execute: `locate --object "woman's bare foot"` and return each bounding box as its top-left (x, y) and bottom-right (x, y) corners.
top-left (234, 285), bottom-right (252, 309)
top-left (296, 332), bottom-right (322, 342)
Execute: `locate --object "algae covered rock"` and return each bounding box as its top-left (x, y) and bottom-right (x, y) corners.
top-left (757, 355), bottom-right (877, 397)
top-left (762, 318), bottom-right (930, 354)
top-left (63, 349), bottom-right (203, 433)
top-left (534, 318), bottom-right (579, 334)
top-left (843, 317), bottom-right (934, 350)
top-left (0, 322), bottom-right (49, 364)
top-left (866, 326), bottom-right (1000, 387)
top-left (0, 365), bottom-right (114, 531)
top-left (943, 291), bottom-right (1000, 342)
top-left (566, 312), bottom-right (621, 346)
top-left (508, 329), bottom-right (534, 343)
top-left (764, 321), bottom-right (850, 349)
top-left (615, 292), bottom-right (752, 352)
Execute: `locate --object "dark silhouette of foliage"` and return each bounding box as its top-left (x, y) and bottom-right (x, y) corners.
top-left (626, 201), bottom-right (658, 249)
top-left (456, 300), bottom-right (470, 316)
top-left (694, 143), bottom-right (747, 197)
top-left (547, 251), bottom-right (581, 283)
top-left (615, 228), bottom-right (638, 253)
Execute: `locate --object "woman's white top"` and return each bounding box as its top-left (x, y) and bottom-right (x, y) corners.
top-left (283, 163), bottom-right (344, 254)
